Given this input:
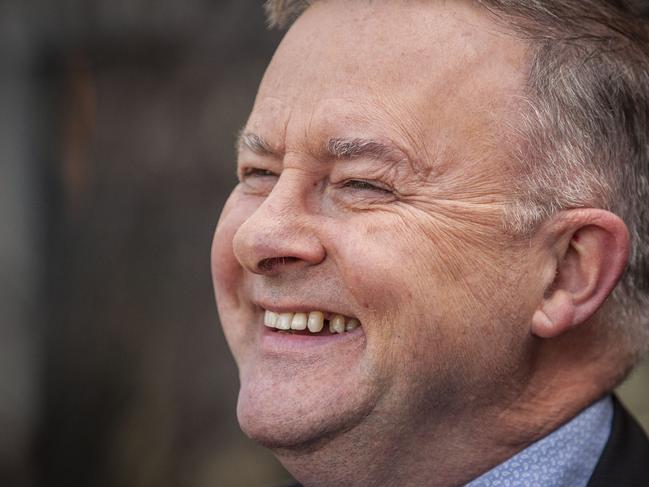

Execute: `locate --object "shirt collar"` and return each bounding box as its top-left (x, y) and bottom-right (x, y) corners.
top-left (465, 395), bottom-right (613, 487)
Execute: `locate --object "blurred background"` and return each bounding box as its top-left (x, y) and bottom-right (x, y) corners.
top-left (0, 1), bottom-right (647, 486)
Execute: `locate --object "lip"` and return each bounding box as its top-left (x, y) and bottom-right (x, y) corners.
top-left (260, 324), bottom-right (365, 355)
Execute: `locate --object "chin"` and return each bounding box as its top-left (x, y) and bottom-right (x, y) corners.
top-left (235, 367), bottom-right (377, 451)
top-left (237, 406), bottom-right (333, 450)
top-left (236, 395), bottom-right (352, 450)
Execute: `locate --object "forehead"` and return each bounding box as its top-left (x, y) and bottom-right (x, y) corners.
top-left (247, 0), bottom-right (528, 168)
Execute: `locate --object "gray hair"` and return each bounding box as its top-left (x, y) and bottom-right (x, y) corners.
top-left (263, 0), bottom-right (649, 367)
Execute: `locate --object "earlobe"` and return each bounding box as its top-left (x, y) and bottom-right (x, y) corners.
top-left (531, 209), bottom-right (629, 339)
top-left (531, 291), bottom-right (575, 338)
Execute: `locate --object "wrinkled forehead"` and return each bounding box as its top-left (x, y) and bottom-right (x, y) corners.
top-left (249, 0), bottom-right (528, 165)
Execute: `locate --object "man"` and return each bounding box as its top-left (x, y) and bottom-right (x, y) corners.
top-left (211, 0), bottom-right (649, 485)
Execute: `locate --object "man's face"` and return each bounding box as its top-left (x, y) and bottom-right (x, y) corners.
top-left (212, 0), bottom-right (540, 447)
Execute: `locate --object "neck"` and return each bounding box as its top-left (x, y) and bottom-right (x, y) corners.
top-left (275, 370), bottom-right (607, 486)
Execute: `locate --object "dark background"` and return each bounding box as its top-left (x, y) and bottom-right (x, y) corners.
top-left (0, 1), bottom-right (647, 486)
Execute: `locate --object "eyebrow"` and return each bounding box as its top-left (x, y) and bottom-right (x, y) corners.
top-left (325, 137), bottom-right (406, 163)
top-left (237, 131), bottom-right (409, 165)
top-left (237, 132), bottom-right (275, 156)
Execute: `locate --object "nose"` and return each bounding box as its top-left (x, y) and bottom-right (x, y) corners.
top-left (232, 176), bottom-right (326, 275)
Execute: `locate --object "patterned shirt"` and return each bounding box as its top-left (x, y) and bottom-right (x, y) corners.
top-left (465, 396), bottom-right (613, 487)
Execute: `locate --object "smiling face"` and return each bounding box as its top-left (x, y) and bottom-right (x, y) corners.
top-left (212, 0), bottom-right (540, 452)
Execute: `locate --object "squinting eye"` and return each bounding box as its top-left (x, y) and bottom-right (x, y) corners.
top-left (239, 167), bottom-right (279, 195)
top-left (342, 179), bottom-right (391, 193)
top-left (243, 168), bottom-right (277, 178)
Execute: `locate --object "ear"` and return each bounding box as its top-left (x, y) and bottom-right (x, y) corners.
top-left (531, 209), bottom-right (630, 339)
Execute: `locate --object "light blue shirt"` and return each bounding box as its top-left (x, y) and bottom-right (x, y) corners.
top-left (465, 396), bottom-right (613, 487)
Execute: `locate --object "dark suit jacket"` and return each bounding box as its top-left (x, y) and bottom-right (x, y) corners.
top-left (587, 396), bottom-right (649, 487)
top-left (284, 396), bottom-right (649, 487)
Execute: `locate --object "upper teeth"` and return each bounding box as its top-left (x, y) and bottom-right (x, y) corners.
top-left (264, 310), bottom-right (360, 334)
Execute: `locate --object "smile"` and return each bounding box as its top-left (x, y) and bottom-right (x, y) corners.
top-left (263, 310), bottom-right (361, 334)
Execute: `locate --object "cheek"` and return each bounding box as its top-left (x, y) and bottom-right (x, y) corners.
top-left (212, 196), bottom-right (243, 293)
top-left (211, 193), bottom-right (259, 329)
top-left (334, 210), bottom-right (521, 339)
top-left (331, 220), bottom-right (437, 365)
top-left (335, 213), bottom-right (482, 306)
top-left (212, 193), bottom-right (269, 366)
top-left (334, 215), bottom-right (530, 399)
top-left (334, 230), bottom-right (410, 314)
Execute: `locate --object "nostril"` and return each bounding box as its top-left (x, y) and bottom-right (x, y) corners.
top-left (258, 256), bottom-right (300, 272)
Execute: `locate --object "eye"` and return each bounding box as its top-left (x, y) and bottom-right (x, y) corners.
top-left (238, 167), bottom-right (279, 195)
top-left (242, 168), bottom-right (277, 179)
top-left (341, 179), bottom-right (392, 194)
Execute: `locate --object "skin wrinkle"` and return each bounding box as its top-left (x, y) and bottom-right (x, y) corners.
top-left (240, 132), bottom-right (424, 189)
top-left (347, 179), bottom-right (523, 387)
top-left (352, 196), bottom-right (504, 428)
top-left (368, 91), bottom-right (440, 177)
top-left (247, 89), bottom-right (447, 181)
top-left (334, 108), bottom-right (437, 177)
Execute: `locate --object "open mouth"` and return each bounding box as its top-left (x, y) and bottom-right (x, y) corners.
top-left (263, 310), bottom-right (361, 336)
